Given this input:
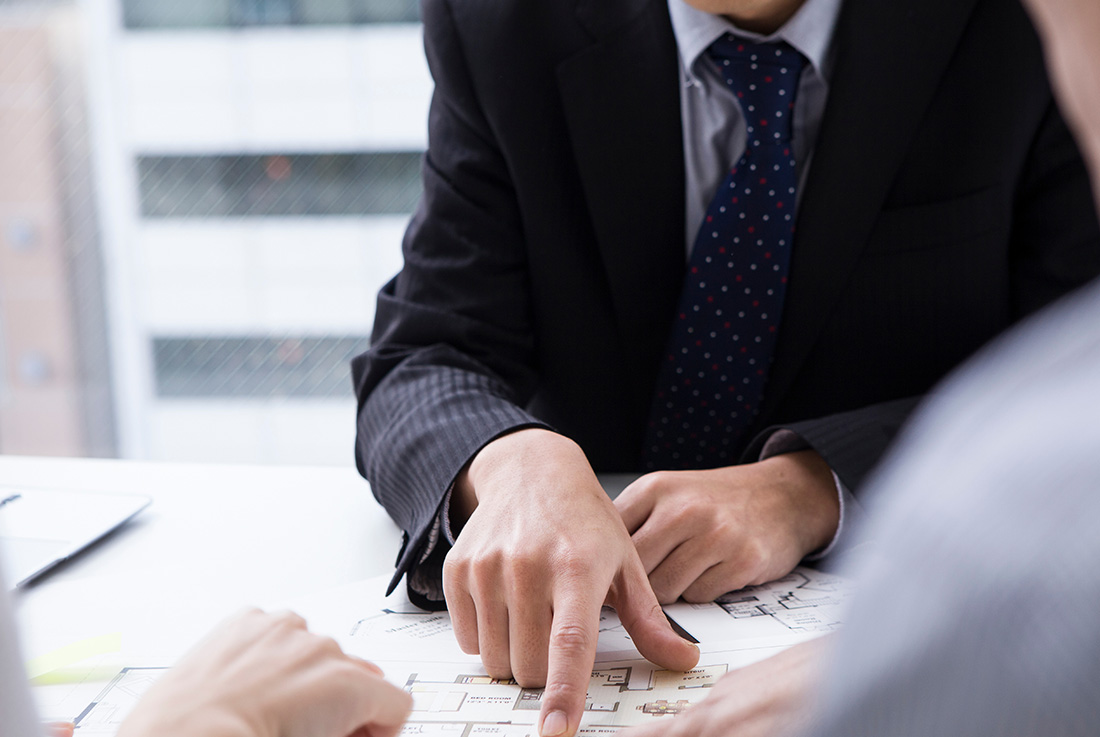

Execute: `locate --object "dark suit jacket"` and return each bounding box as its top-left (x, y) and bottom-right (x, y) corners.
top-left (353, 0), bottom-right (1100, 598)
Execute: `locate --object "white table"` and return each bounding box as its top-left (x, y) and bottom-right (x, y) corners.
top-left (1, 454), bottom-right (403, 723)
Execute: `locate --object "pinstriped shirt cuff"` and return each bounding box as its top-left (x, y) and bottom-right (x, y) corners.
top-left (408, 511), bottom-right (447, 604)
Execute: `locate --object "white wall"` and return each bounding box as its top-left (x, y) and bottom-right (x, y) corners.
top-left (121, 26), bottom-right (429, 153)
top-left (137, 217), bottom-right (407, 335)
top-left (147, 399), bottom-right (356, 465)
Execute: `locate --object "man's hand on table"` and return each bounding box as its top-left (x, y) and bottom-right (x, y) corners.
top-left (116, 609), bottom-right (411, 737)
top-left (444, 428), bottom-right (700, 737)
top-left (614, 450), bottom-right (840, 604)
top-left (619, 638), bottom-right (828, 737)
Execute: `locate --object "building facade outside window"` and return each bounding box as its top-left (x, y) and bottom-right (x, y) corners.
top-left (0, 0), bottom-right (431, 464)
top-left (121, 0), bottom-right (419, 29)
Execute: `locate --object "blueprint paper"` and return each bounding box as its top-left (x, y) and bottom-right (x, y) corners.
top-left (73, 667), bottom-right (164, 735)
top-left (73, 648), bottom-right (787, 736)
top-left (73, 568), bottom-right (852, 735)
top-left (663, 566), bottom-right (855, 648)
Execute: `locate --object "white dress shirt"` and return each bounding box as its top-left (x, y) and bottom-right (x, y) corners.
top-left (668, 0), bottom-right (842, 252)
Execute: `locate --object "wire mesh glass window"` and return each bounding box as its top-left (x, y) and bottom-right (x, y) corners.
top-left (121, 0), bottom-right (420, 28)
top-left (138, 153), bottom-right (423, 218)
top-left (153, 336), bottom-right (370, 398)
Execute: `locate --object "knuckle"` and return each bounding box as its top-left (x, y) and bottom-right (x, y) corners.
top-left (442, 553), bottom-right (470, 582)
top-left (624, 471), bottom-right (669, 501)
top-left (652, 586), bottom-right (678, 606)
top-left (297, 633), bottom-right (343, 663)
top-left (453, 633), bottom-right (479, 660)
top-left (681, 585), bottom-right (714, 604)
top-left (712, 517), bottom-right (739, 542)
top-left (469, 553), bottom-right (504, 591)
top-left (738, 538), bottom-right (770, 577)
top-left (555, 553), bottom-right (592, 581)
top-left (270, 609), bottom-right (307, 630)
top-left (543, 546), bottom-right (596, 587)
top-left (508, 551), bottom-right (545, 583)
top-left (644, 600), bottom-right (666, 622)
top-left (550, 622), bottom-right (594, 656)
top-left (482, 657), bottom-right (514, 681)
top-left (642, 471), bottom-right (673, 493)
top-left (666, 503), bottom-right (697, 528)
top-left (512, 664), bottom-right (548, 689)
top-left (543, 675), bottom-right (589, 706)
top-left (232, 607), bottom-right (266, 629)
top-left (315, 634), bottom-right (343, 657)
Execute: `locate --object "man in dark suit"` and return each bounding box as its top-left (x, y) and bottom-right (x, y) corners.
top-left (623, 3), bottom-right (1100, 734)
top-left (353, 0), bottom-right (1100, 734)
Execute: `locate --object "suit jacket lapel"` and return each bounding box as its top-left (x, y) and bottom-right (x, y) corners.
top-left (758, 0), bottom-right (983, 429)
top-left (557, 0), bottom-right (686, 415)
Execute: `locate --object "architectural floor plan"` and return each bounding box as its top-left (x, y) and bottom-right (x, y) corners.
top-left (396, 659), bottom-right (730, 735)
top-left (72, 667), bottom-right (165, 736)
top-left (73, 568), bottom-right (853, 735)
top-left (664, 566), bottom-right (854, 646)
top-left (74, 656), bottom-right (743, 736)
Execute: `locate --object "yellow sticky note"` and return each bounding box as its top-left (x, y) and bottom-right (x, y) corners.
top-left (26, 633), bottom-right (122, 681)
top-left (30, 665), bottom-right (123, 686)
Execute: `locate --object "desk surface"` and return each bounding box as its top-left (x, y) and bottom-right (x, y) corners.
top-left (1, 454), bottom-right (402, 722)
top-left (3, 455), bottom-right (640, 724)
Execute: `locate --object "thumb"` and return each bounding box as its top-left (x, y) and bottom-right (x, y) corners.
top-left (612, 559), bottom-right (700, 672)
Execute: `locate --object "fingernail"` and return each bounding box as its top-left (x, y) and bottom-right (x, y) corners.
top-left (541, 710), bottom-right (568, 737)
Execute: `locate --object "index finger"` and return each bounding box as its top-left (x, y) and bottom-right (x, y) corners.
top-left (538, 595), bottom-right (603, 737)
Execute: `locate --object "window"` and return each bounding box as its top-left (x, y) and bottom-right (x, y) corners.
top-left (153, 336), bottom-right (369, 398)
top-left (138, 153), bottom-right (423, 218)
top-left (121, 0), bottom-right (419, 29)
top-left (0, 0), bottom-right (430, 464)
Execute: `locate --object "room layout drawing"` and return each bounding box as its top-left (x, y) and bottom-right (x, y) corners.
top-left (715, 568), bottom-right (850, 632)
top-left (397, 659), bottom-right (728, 736)
top-left (73, 667), bottom-right (166, 735)
top-left (72, 659), bottom-right (730, 737)
top-left (70, 569), bottom-right (844, 735)
top-left (664, 566), bottom-right (855, 645)
top-left (347, 604), bottom-right (642, 660)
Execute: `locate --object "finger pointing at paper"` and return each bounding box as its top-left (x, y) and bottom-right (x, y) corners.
top-left (443, 429), bottom-right (700, 737)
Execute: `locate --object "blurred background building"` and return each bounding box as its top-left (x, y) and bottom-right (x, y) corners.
top-left (0, 0), bottom-right (430, 465)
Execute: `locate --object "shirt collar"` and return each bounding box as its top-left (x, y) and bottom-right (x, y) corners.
top-left (668, 0), bottom-right (843, 86)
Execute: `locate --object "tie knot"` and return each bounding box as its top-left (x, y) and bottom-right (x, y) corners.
top-left (707, 34), bottom-right (806, 144)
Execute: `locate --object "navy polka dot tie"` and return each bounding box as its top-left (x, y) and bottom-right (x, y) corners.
top-left (644, 36), bottom-right (807, 471)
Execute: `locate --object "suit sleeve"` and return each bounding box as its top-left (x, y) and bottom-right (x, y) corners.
top-left (746, 99), bottom-right (1100, 496)
top-left (744, 397), bottom-right (922, 494)
top-left (351, 0), bottom-right (549, 598)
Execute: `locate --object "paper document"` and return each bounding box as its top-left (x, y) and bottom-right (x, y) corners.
top-left (664, 566), bottom-right (854, 648)
top-left (74, 567), bottom-right (853, 735)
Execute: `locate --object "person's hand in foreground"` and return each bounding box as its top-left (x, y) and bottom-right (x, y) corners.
top-left (444, 428), bottom-right (700, 737)
top-left (620, 637), bottom-right (828, 737)
top-left (615, 450), bottom-right (839, 604)
top-left (117, 608), bottom-right (412, 737)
